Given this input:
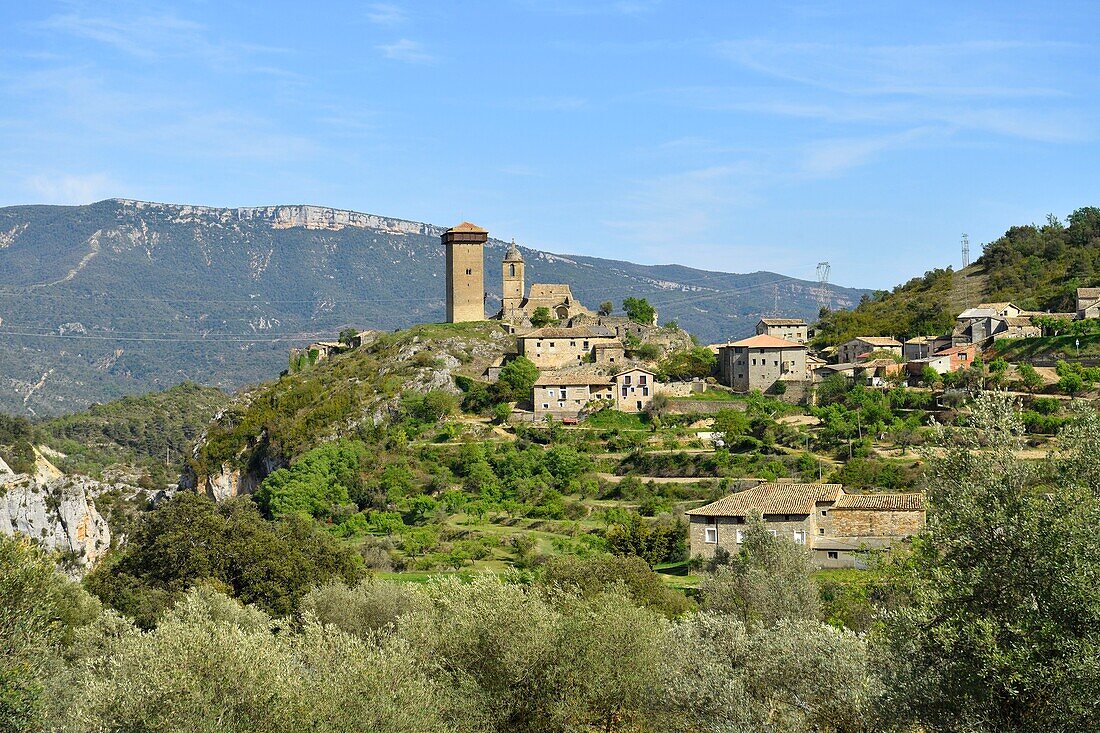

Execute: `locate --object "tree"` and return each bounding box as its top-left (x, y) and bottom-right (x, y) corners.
top-left (256, 440), bottom-right (369, 519)
top-left (658, 346), bottom-right (716, 381)
top-left (1016, 362), bottom-right (1045, 393)
top-left (85, 494), bottom-right (364, 627)
top-left (338, 327), bottom-right (359, 347)
top-left (698, 522), bottom-right (820, 627)
top-left (622, 297), bottom-right (656, 326)
top-left (605, 513), bottom-right (686, 566)
top-left (494, 356), bottom-right (539, 403)
top-left (530, 307), bottom-right (553, 328)
top-left (920, 365), bottom-right (942, 390)
top-left (598, 301), bottom-right (614, 316)
top-left (1059, 371), bottom-right (1085, 396)
top-left (876, 394), bottom-right (1100, 731)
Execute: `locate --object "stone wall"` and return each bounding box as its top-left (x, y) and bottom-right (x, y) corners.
top-left (667, 399), bottom-right (748, 414)
top-left (831, 508), bottom-right (925, 537)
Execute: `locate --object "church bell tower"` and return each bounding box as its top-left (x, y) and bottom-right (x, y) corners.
top-left (442, 222), bottom-right (487, 323)
top-left (501, 238), bottom-right (525, 319)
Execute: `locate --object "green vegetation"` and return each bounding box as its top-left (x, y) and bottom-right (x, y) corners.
top-left (530, 306), bottom-right (553, 327)
top-left (815, 207), bottom-right (1100, 348)
top-left (623, 296), bottom-right (656, 325)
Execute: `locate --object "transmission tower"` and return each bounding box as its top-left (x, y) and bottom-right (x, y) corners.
top-left (961, 233), bottom-right (971, 307)
top-left (772, 284), bottom-right (779, 316)
top-left (816, 262), bottom-right (831, 312)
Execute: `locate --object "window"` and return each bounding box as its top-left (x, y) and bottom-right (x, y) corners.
top-left (622, 387), bottom-right (629, 397)
top-left (624, 376), bottom-right (632, 385)
top-left (821, 509), bottom-right (828, 516)
top-left (642, 387), bottom-right (649, 396)
top-left (570, 341), bottom-right (576, 347)
top-left (819, 528), bottom-right (825, 535)
top-left (793, 530), bottom-right (806, 545)
top-left (549, 342), bottom-right (555, 348)
top-left (583, 341), bottom-right (589, 349)
top-left (542, 403), bottom-right (549, 409)
top-left (768, 529), bottom-right (778, 537)
top-left (827, 551), bottom-right (839, 560)
top-left (751, 358), bottom-right (757, 366)
top-left (735, 529), bottom-right (745, 543)
top-left (465, 268), bottom-right (472, 275)
top-left (640, 375), bottom-right (647, 385)
top-left (509, 264), bottom-right (516, 277)
top-left (704, 527), bottom-right (718, 544)
top-left (561, 389), bottom-right (568, 400)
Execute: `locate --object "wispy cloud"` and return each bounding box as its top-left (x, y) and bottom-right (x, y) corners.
top-left (800, 127), bottom-right (936, 177)
top-left (376, 38), bottom-right (435, 64)
top-left (35, 10), bottom-right (290, 72)
top-left (25, 172), bottom-right (119, 204)
top-left (366, 3), bottom-right (407, 26)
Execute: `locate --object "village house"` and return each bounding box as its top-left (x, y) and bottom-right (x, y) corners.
top-left (686, 482), bottom-right (925, 568)
top-left (717, 334), bottom-right (808, 393)
top-left (815, 358), bottom-right (905, 387)
top-left (532, 373), bottom-right (613, 420)
top-left (593, 341), bottom-right (626, 365)
top-left (610, 367), bottom-right (657, 413)
top-left (755, 318), bottom-right (809, 344)
top-left (517, 326), bottom-right (620, 369)
top-left (901, 336), bottom-right (949, 361)
top-left (1078, 288), bottom-right (1100, 320)
top-left (954, 307), bottom-right (1040, 345)
top-left (977, 302), bottom-right (1025, 319)
top-left (836, 337), bottom-right (903, 364)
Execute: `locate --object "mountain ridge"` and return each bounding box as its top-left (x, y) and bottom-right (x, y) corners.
top-left (0, 198), bottom-right (867, 415)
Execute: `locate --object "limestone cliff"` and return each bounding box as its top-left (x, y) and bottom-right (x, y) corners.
top-left (0, 465), bottom-right (112, 575)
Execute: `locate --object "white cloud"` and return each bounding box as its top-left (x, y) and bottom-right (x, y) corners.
top-left (800, 127), bottom-right (936, 177)
top-left (25, 173), bottom-right (119, 204)
top-left (376, 39), bottom-right (435, 64)
top-left (366, 4), bottom-right (407, 25)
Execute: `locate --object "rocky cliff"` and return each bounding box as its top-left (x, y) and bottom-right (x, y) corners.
top-left (0, 452), bottom-right (114, 574)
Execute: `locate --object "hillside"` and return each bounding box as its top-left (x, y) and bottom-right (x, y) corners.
top-left (0, 199), bottom-right (865, 416)
top-left (813, 207), bottom-right (1100, 347)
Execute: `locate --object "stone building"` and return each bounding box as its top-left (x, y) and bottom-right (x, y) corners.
top-left (1078, 288), bottom-right (1100, 319)
top-left (835, 337), bottom-right (902, 364)
top-left (593, 341), bottom-right (626, 365)
top-left (611, 367), bottom-right (657, 413)
top-left (494, 243), bottom-right (592, 323)
top-left (717, 334), bottom-right (808, 393)
top-left (755, 318), bottom-right (809, 344)
top-left (532, 373), bottom-right (613, 420)
top-left (517, 326), bottom-right (620, 368)
top-left (443, 222), bottom-right (487, 323)
top-left (686, 482), bottom-right (925, 569)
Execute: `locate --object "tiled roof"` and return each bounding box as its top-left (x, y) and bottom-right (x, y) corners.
top-left (725, 334), bottom-right (806, 349)
top-left (977, 302), bottom-right (1016, 311)
top-left (612, 367), bottom-right (656, 378)
top-left (852, 336), bottom-right (902, 347)
top-left (834, 493), bottom-right (925, 511)
top-left (447, 221), bottom-right (487, 233)
top-left (686, 483), bottom-right (843, 517)
top-left (593, 342), bottom-right (623, 350)
top-left (1005, 317), bottom-right (1037, 327)
top-left (958, 308), bottom-right (997, 319)
top-left (904, 336), bottom-right (933, 344)
top-left (759, 318), bottom-right (807, 326)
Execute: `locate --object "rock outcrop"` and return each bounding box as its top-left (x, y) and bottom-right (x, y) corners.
top-left (0, 472), bottom-right (112, 574)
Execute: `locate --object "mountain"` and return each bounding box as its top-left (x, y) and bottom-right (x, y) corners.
top-left (813, 207), bottom-right (1100, 348)
top-left (0, 199), bottom-right (866, 415)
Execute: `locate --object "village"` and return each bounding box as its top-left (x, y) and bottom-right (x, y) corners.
top-left (286, 221), bottom-right (1100, 571)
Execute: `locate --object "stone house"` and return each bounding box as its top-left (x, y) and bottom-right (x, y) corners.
top-left (935, 343), bottom-right (978, 371)
top-left (610, 368), bottom-right (657, 413)
top-left (593, 341), bottom-right (626, 366)
top-left (1077, 288), bottom-right (1100, 320)
top-left (532, 373), bottom-right (613, 420)
top-left (977, 302), bottom-right (1024, 319)
top-left (686, 483), bottom-right (925, 568)
top-left (517, 326), bottom-right (620, 369)
top-left (836, 337), bottom-right (902, 364)
top-left (755, 318), bottom-right (810, 344)
top-left (718, 335), bottom-right (808, 393)
top-left (905, 353), bottom-right (953, 378)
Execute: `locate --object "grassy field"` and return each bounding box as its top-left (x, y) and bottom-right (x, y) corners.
top-left (990, 333), bottom-right (1100, 361)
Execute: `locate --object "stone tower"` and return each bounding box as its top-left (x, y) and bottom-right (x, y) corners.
top-left (501, 238), bottom-right (525, 319)
top-left (442, 222), bottom-right (487, 323)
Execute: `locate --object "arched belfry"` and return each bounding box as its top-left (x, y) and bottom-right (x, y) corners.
top-left (502, 238), bottom-right (525, 319)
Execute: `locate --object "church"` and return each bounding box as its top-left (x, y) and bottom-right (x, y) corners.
top-left (442, 223), bottom-right (592, 325)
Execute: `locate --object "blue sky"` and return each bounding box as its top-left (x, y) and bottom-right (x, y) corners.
top-left (1, 1), bottom-right (1098, 288)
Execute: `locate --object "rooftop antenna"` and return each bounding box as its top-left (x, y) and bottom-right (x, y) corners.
top-left (961, 233), bottom-right (971, 307)
top-left (816, 262), bottom-right (831, 313)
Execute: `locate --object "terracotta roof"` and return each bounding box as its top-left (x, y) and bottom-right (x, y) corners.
top-left (977, 302), bottom-right (1017, 311)
top-left (725, 334), bottom-right (806, 349)
top-left (534, 373), bottom-right (611, 386)
top-left (851, 336), bottom-right (902, 347)
top-left (593, 342), bottom-right (623, 349)
top-left (686, 483), bottom-right (843, 517)
top-left (758, 318), bottom-right (807, 326)
top-left (904, 336), bottom-right (934, 344)
top-left (447, 221), bottom-right (487, 233)
top-left (834, 493), bottom-right (925, 511)
top-left (1005, 317), bottom-right (1037, 327)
